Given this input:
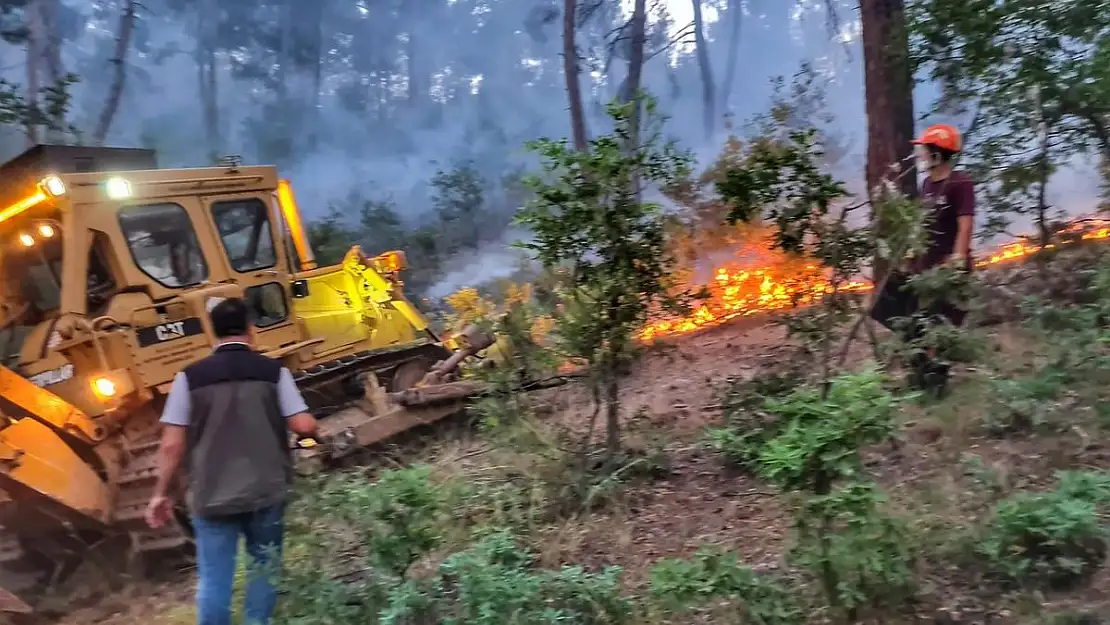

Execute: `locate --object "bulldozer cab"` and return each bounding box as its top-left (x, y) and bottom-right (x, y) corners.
top-left (0, 153), bottom-right (288, 367)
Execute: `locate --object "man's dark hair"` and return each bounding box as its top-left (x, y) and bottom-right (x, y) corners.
top-left (210, 297), bottom-right (251, 338)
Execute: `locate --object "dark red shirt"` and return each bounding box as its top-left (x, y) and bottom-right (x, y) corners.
top-left (914, 170), bottom-right (975, 272)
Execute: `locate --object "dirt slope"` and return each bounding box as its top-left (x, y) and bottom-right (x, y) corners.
top-left (19, 309), bottom-right (1110, 624)
top-left (26, 316), bottom-right (844, 624)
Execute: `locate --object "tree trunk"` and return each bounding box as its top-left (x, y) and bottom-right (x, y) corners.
top-left (406, 31), bottom-right (420, 106)
top-left (1099, 152), bottom-right (1110, 214)
top-left (1087, 112), bottom-right (1110, 160)
top-left (622, 0), bottom-right (648, 143)
top-left (563, 0), bottom-right (589, 151)
top-left (308, 0), bottom-right (325, 149)
top-left (1035, 101), bottom-right (1051, 248)
top-left (604, 374), bottom-right (620, 458)
top-left (195, 1), bottom-right (220, 161)
top-left (205, 48), bottom-right (218, 156)
top-left (93, 0), bottom-right (137, 146)
top-left (41, 0), bottom-right (65, 142)
top-left (25, 0), bottom-right (43, 147)
top-left (860, 0), bottom-right (916, 279)
top-left (42, 0), bottom-right (62, 83)
top-left (859, 0), bottom-right (916, 200)
top-left (691, 0), bottom-right (716, 140)
top-left (718, 0), bottom-right (742, 117)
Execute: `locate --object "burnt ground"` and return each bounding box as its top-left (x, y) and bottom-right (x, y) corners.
top-left (14, 314), bottom-right (1110, 624)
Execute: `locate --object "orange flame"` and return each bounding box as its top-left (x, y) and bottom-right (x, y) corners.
top-left (640, 218), bottom-right (1110, 341)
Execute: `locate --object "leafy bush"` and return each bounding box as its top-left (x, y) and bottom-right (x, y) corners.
top-left (317, 465), bottom-right (456, 576)
top-left (275, 469), bottom-right (634, 624)
top-left (986, 367), bottom-right (1071, 435)
top-left (379, 530), bottom-right (631, 624)
top-left (979, 471), bottom-right (1110, 589)
top-left (745, 369), bottom-right (915, 616)
top-left (276, 487), bottom-right (392, 623)
top-left (703, 370), bottom-right (805, 470)
top-left (788, 483), bottom-right (915, 613)
top-left (516, 97), bottom-right (695, 458)
top-left (649, 548), bottom-right (804, 625)
top-left (756, 367), bottom-right (901, 493)
top-left (703, 423), bottom-right (782, 472)
top-left (998, 258), bottom-right (1110, 432)
top-left (1056, 470), bottom-right (1110, 503)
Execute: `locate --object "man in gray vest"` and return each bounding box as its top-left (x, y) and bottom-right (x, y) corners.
top-left (145, 297), bottom-right (318, 625)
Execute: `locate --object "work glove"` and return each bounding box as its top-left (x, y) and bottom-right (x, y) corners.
top-left (944, 254), bottom-right (970, 271)
top-left (289, 431), bottom-right (320, 450)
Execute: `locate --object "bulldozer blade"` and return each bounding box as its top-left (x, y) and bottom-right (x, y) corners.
top-left (306, 375), bottom-right (480, 462)
top-left (301, 372), bottom-right (572, 464)
top-left (308, 401), bottom-right (467, 462)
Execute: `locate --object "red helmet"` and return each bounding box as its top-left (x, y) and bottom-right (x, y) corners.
top-left (912, 123), bottom-right (962, 153)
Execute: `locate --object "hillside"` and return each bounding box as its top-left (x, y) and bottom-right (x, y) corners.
top-left (31, 245), bottom-right (1110, 625)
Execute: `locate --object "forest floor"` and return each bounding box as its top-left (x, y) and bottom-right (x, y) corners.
top-left (17, 252), bottom-right (1110, 624)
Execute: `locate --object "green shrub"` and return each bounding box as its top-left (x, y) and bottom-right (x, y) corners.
top-left (979, 471), bottom-right (1110, 588)
top-left (986, 367), bottom-right (1071, 435)
top-left (788, 482), bottom-right (915, 614)
top-left (703, 421), bottom-right (782, 471)
top-left (379, 530), bottom-right (631, 624)
top-left (318, 465), bottom-right (456, 576)
top-left (1056, 470), bottom-right (1110, 503)
top-left (756, 367), bottom-right (900, 493)
top-left (703, 370), bottom-right (805, 471)
top-left (649, 548), bottom-right (804, 625)
top-left (275, 491), bottom-right (390, 623)
top-left (733, 370), bottom-right (915, 616)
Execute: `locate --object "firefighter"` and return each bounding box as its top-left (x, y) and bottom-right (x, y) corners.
top-left (870, 123), bottom-right (976, 394)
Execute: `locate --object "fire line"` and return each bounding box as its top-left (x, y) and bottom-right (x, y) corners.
top-left (640, 219), bottom-right (1110, 341)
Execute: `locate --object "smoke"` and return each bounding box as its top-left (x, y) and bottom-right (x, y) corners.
top-left (425, 228), bottom-right (534, 299)
top-left (0, 2), bottom-right (839, 202)
top-left (0, 0), bottom-right (1099, 294)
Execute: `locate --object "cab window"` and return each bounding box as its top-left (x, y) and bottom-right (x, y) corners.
top-left (0, 223), bottom-right (63, 367)
top-left (246, 282), bottom-right (288, 328)
top-left (119, 203), bottom-right (208, 288)
top-left (0, 224), bottom-right (62, 316)
top-left (86, 232), bottom-right (117, 314)
top-left (211, 198), bottom-right (276, 273)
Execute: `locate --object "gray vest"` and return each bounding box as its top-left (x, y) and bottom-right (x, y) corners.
top-left (182, 344), bottom-right (292, 517)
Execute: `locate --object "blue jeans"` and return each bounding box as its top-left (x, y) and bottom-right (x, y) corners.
top-left (191, 502), bottom-right (285, 625)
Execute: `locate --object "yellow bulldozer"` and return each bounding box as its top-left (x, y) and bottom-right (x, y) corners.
top-left (0, 145), bottom-right (518, 613)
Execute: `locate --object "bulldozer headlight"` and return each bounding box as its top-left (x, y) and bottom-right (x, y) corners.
top-left (40, 175), bottom-right (65, 197)
top-left (17, 233), bottom-right (34, 247)
top-left (92, 376), bottom-right (117, 399)
top-left (37, 224), bottom-right (54, 238)
top-left (105, 177), bottom-right (131, 200)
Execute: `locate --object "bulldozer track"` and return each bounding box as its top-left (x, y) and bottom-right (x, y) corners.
top-left (292, 341), bottom-right (450, 411)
